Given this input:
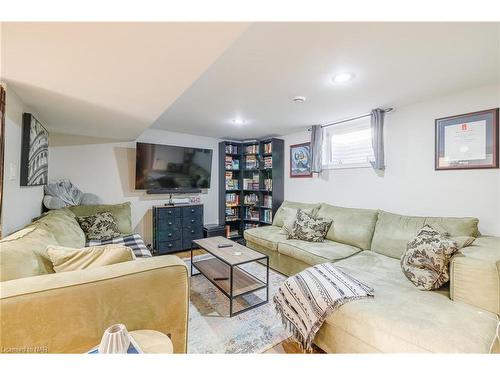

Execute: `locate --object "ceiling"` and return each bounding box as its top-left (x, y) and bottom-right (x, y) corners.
top-left (1, 23), bottom-right (499, 141)
top-left (0, 22), bottom-right (249, 140)
top-left (152, 22), bottom-right (500, 139)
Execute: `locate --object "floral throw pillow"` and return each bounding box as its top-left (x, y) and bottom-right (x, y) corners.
top-left (76, 212), bottom-right (121, 241)
top-left (279, 207), bottom-right (314, 235)
top-left (401, 225), bottom-right (459, 291)
top-left (287, 209), bottom-right (332, 242)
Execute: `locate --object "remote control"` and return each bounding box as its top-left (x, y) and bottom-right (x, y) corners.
top-left (217, 244), bottom-right (233, 248)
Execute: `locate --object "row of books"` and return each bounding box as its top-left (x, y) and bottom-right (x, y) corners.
top-left (263, 178), bottom-right (272, 191)
top-left (244, 155), bottom-right (258, 169)
top-left (243, 193), bottom-right (259, 205)
top-left (262, 195), bottom-right (272, 208)
top-left (225, 144), bottom-right (239, 154)
top-left (263, 142), bottom-right (272, 154)
top-left (225, 206), bottom-right (239, 218)
top-left (225, 192), bottom-right (240, 206)
top-left (225, 172), bottom-right (239, 190)
top-left (263, 156), bottom-right (272, 168)
top-left (243, 174), bottom-right (259, 190)
top-left (244, 144), bottom-right (259, 154)
top-left (262, 209), bottom-right (273, 223)
top-left (244, 223), bottom-right (259, 230)
top-left (244, 207), bottom-right (260, 221)
top-left (225, 156), bottom-right (240, 170)
top-left (224, 225), bottom-right (240, 238)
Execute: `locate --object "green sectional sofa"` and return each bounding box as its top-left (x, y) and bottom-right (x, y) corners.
top-left (244, 201), bottom-right (500, 353)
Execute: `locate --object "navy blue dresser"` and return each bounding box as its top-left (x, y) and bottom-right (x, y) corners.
top-left (152, 204), bottom-right (204, 254)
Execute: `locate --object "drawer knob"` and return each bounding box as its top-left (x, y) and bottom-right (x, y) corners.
top-left (191, 219), bottom-right (195, 223)
top-left (168, 233), bottom-right (172, 237)
top-left (168, 244), bottom-right (173, 248)
top-left (168, 211), bottom-right (172, 214)
top-left (168, 222), bottom-right (172, 225)
top-left (191, 230), bottom-right (195, 234)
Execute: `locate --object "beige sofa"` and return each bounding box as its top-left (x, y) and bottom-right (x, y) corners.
top-left (244, 201), bottom-right (500, 353)
top-left (0, 205), bottom-right (189, 353)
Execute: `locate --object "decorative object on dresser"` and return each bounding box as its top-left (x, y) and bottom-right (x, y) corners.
top-left (218, 138), bottom-right (284, 242)
top-left (20, 113), bottom-right (49, 186)
top-left (435, 108), bottom-right (499, 170)
top-left (152, 204), bottom-right (204, 254)
top-left (290, 142), bottom-right (312, 178)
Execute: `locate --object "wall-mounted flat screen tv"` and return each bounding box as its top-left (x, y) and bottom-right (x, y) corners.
top-left (135, 142), bottom-right (213, 192)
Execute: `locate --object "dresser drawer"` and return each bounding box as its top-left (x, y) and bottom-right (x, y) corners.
top-left (157, 228), bottom-right (181, 241)
top-left (158, 217), bottom-right (181, 227)
top-left (182, 215), bottom-right (203, 227)
top-left (158, 208), bottom-right (181, 219)
top-left (157, 240), bottom-right (183, 254)
top-left (182, 228), bottom-right (203, 250)
top-left (182, 206), bottom-right (203, 219)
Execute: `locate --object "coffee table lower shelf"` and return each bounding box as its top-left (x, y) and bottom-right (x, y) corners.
top-left (191, 242), bottom-right (269, 317)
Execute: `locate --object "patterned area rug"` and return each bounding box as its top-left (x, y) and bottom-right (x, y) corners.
top-left (185, 255), bottom-right (291, 353)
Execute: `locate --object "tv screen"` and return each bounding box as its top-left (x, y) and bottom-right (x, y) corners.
top-left (135, 142), bottom-right (213, 191)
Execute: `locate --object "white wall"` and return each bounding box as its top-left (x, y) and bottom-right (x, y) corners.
top-left (283, 84), bottom-right (500, 236)
top-left (2, 87), bottom-right (44, 235)
top-left (49, 129), bottom-right (220, 244)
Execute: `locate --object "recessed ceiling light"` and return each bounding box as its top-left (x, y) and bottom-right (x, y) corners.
top-left (293, 96), bottom-right (307, 103)
top-left (332, 72), bottom-right (354, 83)
top-left (232, 118), bottom-right (246, 126)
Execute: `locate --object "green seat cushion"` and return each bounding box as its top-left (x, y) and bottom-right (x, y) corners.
top-left (277, 239), bottom-right (361, 266)
top-left (0, 225), bottom-right (58, 281)
top-left (68, 202), bottom-right (132, 234)
top-left (243, 225), bottom-right (287, 251)
top-left (316, 203), bottom-right (378, 250)
top-left (36, 209), bottom-right (86, 248)
top-left (371, 211), bottom-right (479, 259)
top-left (272, 201), bottom-right (321, 227)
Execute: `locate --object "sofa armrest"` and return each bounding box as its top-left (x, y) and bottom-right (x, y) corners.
top-left (0, 256), bottom-right (189, 353)
top-left (450, 236), bottom-right (500, 315)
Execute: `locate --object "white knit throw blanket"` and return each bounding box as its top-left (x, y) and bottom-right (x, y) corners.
top-left (273, 263), bottom-right (374, 351)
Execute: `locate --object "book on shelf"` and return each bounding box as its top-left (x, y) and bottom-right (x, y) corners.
top-left (244, 223), bottom-right (259, 230)
top-left (225, 206), bottom-right (239, 217)
top-left (263, 156), bottom-right (272, 168)
top-left (243, 192), bottom-right (259, 205)
top-left (243, 174), bottom-right (259, 190)
top-left (225, 192), bottom-right (240, 206)
top-left (244, 154), bottom-right (258, 169)
top-left (262, 209), bottom-right (273, 223)
top-left (244, 144), bottom-right (258, 154)
top-left (225, 144), bottom-right (239, 154)
top-left (263, 178), bottom-right (272, 191)
top-left (263, 195), bottom-right (272, 208)
top-left (263, 142), bottom-right (272, 154)
top-left (225, 171), bottom-right (239, 190)
top-left (244, 207), bottom-right (260, 221)
top-left (225, 156), bottom-right (239, 170)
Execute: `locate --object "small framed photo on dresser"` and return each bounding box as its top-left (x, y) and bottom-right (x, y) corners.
top-left (435, 108), bottom-right (499, 170)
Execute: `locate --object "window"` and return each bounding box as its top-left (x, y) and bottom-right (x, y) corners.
top-left (322, 117), bottom-right (374, 169)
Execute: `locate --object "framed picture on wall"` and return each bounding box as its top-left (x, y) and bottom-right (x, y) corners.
top-left (435, 108), bottom-right (499, 170)
top-left (290, 142), bottom-right (312, 178)
top-left (20, 113), bottom-right (49, 186)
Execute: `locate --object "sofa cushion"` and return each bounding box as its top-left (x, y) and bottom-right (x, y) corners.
top-left (316, 203), bottom-right (378, 250)
top-left (371, 211), bottom-right (479, 259)
top-left (314, 251), bottom-right (499, 353)
top-left (47, 244), bottom-right (136, 273)
top-left (68, 202), bottom-right (133, 234)
top-left (450, 236), bottom-right (500, 315)
top-left (76, 211), bottom-right (122, 241)
top-left (272, 201), bottom-right (321, 227)
top-left (244, 225), bottom-right (287, 251)
top-left (0, 225), bottom-right (58, 281)
top-left (280, 206), bottom-right (315, 235)
top-left (277, 239), bottom-right (361, 266)
top-left (36, 209), bottom-right (86, 248)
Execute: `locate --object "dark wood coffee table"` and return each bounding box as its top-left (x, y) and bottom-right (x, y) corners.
top-left (191, 236), bottom-right (269, 317)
